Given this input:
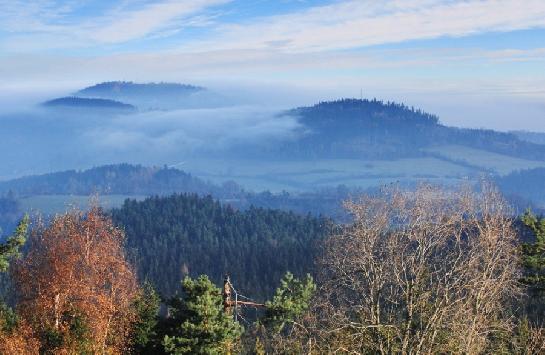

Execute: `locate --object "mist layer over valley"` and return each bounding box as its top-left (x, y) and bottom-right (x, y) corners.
top-left (0, 82), bottom-right (302, 180)
top-left (2, 81), bottom-right (545, 232)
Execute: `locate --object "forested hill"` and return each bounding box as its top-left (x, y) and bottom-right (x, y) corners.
top-left (0, 164), bottom-right (221, 197)
top-left (111, 193), bottom-right (331, 299)
top-left (76, 81), bottom-right (204, 103)
top-left (276, 99), bottom-right (545, 160)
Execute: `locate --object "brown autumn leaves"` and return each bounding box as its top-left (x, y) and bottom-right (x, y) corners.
top-left (0, 208), bottom-right (140, 354)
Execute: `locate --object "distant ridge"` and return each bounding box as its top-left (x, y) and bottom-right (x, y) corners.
top-left (42, 96), bottom-right (136, 110)
top-left (0, 164), bottom-right (215, 196)
top-left (76, 81), bottom-right (204, 98)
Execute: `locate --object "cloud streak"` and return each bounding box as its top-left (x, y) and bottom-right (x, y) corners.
top-left (3, 0), bottom-right (545, 53)
top-left (184, 0), bottom-right (545, 52)
top-left (0, 0), bottom-right (229, 50)
top-left (88, 0), bottom-right (230, 44)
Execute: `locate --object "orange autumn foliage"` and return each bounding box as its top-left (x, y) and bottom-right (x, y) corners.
top-left (12, 208), bottom-right (140, 354)
top-left (0, 320), bottom-right (40, 355)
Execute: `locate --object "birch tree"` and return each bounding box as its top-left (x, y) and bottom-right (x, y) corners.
top-left (13, 208), bottom-right (140, 354)
top-left (313, 184), bottom-right (520, 354)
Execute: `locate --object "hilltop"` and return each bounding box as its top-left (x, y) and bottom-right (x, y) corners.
top-left (75, 81), bottom-right (212, 109)
top-left (76, 81), bottom-right (204, 98)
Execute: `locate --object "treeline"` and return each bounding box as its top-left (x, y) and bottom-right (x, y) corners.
top-left (2, 184), bottom-right (545, 353)
top-left (6, 162), bottom-right (545, 231)
top-left (111, 193), bottom-right (331, 299)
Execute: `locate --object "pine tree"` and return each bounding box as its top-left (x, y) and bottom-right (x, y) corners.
top-left (0, 215), bottom-right (41, 354)
top-left (521, 210), bottom-right (545, 323)
top-left (0, 215), bottom-right (28, 332)
top-left (131, 281), bottom-right (161, 354)
top-left (521, 210), bottom-right (545, 290)
top-left (163, 275), bottom-right (242, 354)
top-left (263, 272), bottom-right (316, 333)
top-left (0, 214), bottom-right (28, 272)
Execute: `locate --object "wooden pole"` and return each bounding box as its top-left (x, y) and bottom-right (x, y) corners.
top-left (223, 275), bottom-right (232, 315)
top-left (223, 275), bottom-right (265, 317)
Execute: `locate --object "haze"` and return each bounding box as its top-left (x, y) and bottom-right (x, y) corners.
top-left (1, 0), bottom-right (545, 131)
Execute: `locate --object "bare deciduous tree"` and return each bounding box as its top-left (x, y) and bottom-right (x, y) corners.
top-left (307, 184), bottom-right (521, 354)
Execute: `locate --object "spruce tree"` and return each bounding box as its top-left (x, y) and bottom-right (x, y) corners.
top-left (0, 215), bottom-right (28, 332)
top-left (163, 275), bottom-right (242, 354)
top-left (131, 281), bottom-right (161, 354)
top-left (521, 210), bottom-right (545, 290)
top-left (263, 272), bottom-right (316, 333)
top-left (0, 214), bottom-right (28, 272)
top-left (521, 210), bottom-right (545, 323)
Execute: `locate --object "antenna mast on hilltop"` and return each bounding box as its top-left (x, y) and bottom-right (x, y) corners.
top-left (360, 88), bottom-right (363, 100)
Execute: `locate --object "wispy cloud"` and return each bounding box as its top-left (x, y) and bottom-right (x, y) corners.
top-left (0, 0), bottom-right (229, 50)
top-left (184, 0), bottom-right (545, 52)
top-left (88, 0), bottom-right (230, 44)
top-left (0, 0), bottom-right (74, 33)
top-left (4, 0), bottom-right (545, 53)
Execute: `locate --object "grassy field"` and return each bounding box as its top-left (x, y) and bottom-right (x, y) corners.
top-left (424, 145), bottom-right (545, 175)
top-left (182, 157), bottom-right (475, 192)
top-left (183, 145), bottom-right (545, 192)
top-left (19, 195), bottom-right (147, 215)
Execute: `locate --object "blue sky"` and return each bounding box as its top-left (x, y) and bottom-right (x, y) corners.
top-left (1, 0), bottom-right (545, 130)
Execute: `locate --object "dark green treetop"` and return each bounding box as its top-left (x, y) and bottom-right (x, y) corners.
top-left (130, 281), bottom-right (161, 354)
top-left (0, 214), bottom-right (28, 273)
top-left (163, 275), bottom-right (242, 354)
top-left (521, 210), bottom-right (545, 290)
top-left (0, 215), bottom-right (29, 333)
top-left (263, 272), bottom-right (316, 333)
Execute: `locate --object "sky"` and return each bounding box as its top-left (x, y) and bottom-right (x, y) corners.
top-left (1, 0), bottom-right (545, 131)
